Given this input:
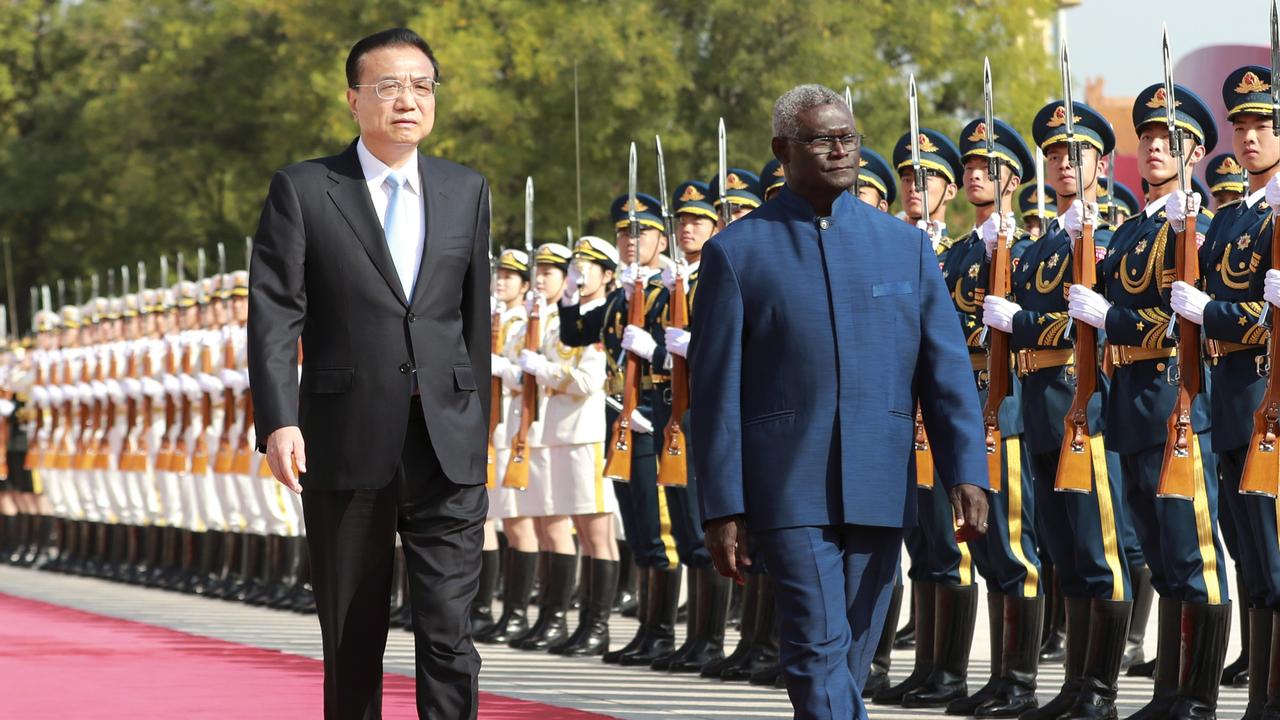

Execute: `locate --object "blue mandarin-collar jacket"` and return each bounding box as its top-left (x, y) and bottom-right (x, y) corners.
top-left (689, 186), bottom-right (988, 533)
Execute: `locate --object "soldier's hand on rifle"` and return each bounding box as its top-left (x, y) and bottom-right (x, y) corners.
top-left (979, 212), bottom-right (1015, 258)
top-left (705, 515), bottom-right (751, 585)
top-left (1062, 199), bottom-right (1097, 243)
top-left (265, 425), bottom-right (306, 494)
top-left (517, 349), bottom-right (546, 376)
top-left (620, 264), bottom-right (657, 302)
top-left (664, 327), bottom-right (691, 358)
top-left (1170, 281), bottom-right (1209, 325)
top-left (950, 483), bottom-right (989, 543)
top-left (915, 219), bottom-right (943, 251)
top-left (982, 296), bottom-right (1021, 334)
top-left (1267, 174), bottom-right (1280, 214)
top-left (524, 291), bottom-right (548, 317)
top-left (622, 325), bottom-right (657, 361)
top-left (1265, 269), bottom-right (1280, 308)
top-left (490, 353), bottom-right (513, 378)
top-left (1166, 189), bottom-right (1200, 233)
top-left (661, 262), bottom-right (688, 293)
top-left (629, 408), bottom-right (653, 434)
top-left (1068, 285), bottom-right (1112, 330)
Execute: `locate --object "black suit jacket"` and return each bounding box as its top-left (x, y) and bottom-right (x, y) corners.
top-left (248, 140), bottom-right (491, 490)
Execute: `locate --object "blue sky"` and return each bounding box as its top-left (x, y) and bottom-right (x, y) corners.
top-left (1069, 0), bottom-right (1269, 96)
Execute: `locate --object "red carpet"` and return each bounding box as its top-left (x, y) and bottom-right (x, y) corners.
top-left (0, 592), bottom-right (612, 719)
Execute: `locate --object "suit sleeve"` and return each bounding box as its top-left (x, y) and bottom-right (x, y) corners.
top-left (248, 171), bottom-right (307, 447)
top-left (466, 179), bottom-right (493, 428)
top-left (915, 235), bottom-right (989, 492)
top-left (689, 240), bottom-right (746, 524)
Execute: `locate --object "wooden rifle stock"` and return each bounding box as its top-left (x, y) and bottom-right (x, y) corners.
top-left (1241, 215), bottom-right (1280, 496)
top-left (190, 342), bottom-right (213, 476)
top-left (155, 342), bottom-right (178, 473)
top-left (1157, 217), bottom-right (1204, 498)
top-left (983, 226), bottom-right (1013, 493)
top-left (914, 408), bottom-right (933, 488)
top-left (1056, 219), bottom-right (1098, 493)
top-left (23, 363), bottom-right (44, 471)
top-left (487, 309), bottom-right (501, 488)
top-left (659, 271), bottom-right (689, 488)
top-left (504, 300), bottom-right (540, 490)
top-left (605, 277), bottom-right (647, 482)
top-left (214, 340), bottom-right (237, 475)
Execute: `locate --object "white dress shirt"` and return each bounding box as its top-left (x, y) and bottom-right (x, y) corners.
top-left (356, 138), bottom-right (426, 297)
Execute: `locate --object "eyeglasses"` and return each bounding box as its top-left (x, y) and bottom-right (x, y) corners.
top-left (350, 78), bottom-right (441, 101)
top-left (788, 133), bottom-right (862, 155)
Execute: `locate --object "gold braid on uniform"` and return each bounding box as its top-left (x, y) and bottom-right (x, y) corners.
top-left (1037, 312), bottom-right (1071, 346)
top-left (1037, 254), bottom-right (1070, 295)
top-left (1120, 223), bottom-right (1169, 295)
top-left (1138, 308), bottom-right (1173, 348)
top-left (1243, 301), bottom-right (1270, 345)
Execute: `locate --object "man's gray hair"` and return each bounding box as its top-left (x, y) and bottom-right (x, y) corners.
top-left (772, 84), bottom-right (845, 139)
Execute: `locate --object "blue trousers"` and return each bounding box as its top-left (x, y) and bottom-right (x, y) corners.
top-left (665, 409), bottom-right (711, 568)
top-left (757, 524), bottom-right (902, 720)
top-left (607, 405), bottom-right (678, 570)
top-left (905, 483), bottom-right (969, 585)
top-left (968, 435), bottom-right (1042, 597)
top-left (1218, 447), bottom-right (1280, 606)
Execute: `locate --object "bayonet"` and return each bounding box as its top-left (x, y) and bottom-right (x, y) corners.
top-left (628, 142), bottom-right (640, 244)
top-left (28, 287), bottom-right (36, 334)
top-left (160, 256), bottom-right (169, 289)
top-left (1272, 0), bottom-right (1279, 136)
top-left (908, 74), bottom-right (930, 223)
top-left (1036, 148), bottom-right (1046, 224)
top-left (106, 269), bottom-right (115, 299)
top-left (1061, 34), bottom-right (1083, 342)
top-left (655, 134), bottom-right (681, 263)
top-left (217, 242), bottom-right (227, 276)
top-left (717, 119), bottom-right (731, 226)
top-left (1106, 151), bottom-right (1117, 226)
top-left (2, 305), bottom-right (9, 345)
top-left (176, 252), bottom-right (185, 284)
top-left (1163, 24), bottom-right (1186, 195)
top-left (981, 57), bottom-right (998, 345)
top-left (138, 262), bottom-right (147, 293)
top-left (56, 280), bottom-right (65, 309)
top-left (844, 85), bottom-right (853, 113)
top-left (122, 266), bottom-right (131, 296)
top-left (245, 236), bottom-right (252, 270)
top-left (524, 176), bottom-right (535, 261)
top-left (42, 285), bottom-right (52, 315)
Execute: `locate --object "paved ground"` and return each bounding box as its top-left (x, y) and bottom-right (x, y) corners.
top-left (0, 565), bottom-right (1251, 719)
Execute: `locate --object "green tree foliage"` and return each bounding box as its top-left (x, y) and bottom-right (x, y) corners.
top-left (0, 0), bottom-right (1057, 330)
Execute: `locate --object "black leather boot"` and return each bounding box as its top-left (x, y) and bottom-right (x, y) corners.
top-left (1223, 573), bottom-right (1250, 687)
top-left (1122, 563), bottom-right (1153, 671)
top-left (1262, 610), bottom-right (1280, 720)
top-left (652, 566), bottom-right (699, 670)
top-left (229, 534), bottom-right (262, 602)
top-left (1246, 608), bottom-right (1272, 720)
top-left (671, 568), bottom-right (731, 673)
top-left (477, 549), bottom-right (536, 644)
top-left (863, 580), bottom-right (903, 699)
top-left (902, 583), bottom-right (978, 708)
top-left (549, 556), bottom-right (592, 655)
top-left (470, 549), bottom-right (500, 637)
top-left (874, 580), bottom-right (937, 705)
top-left (615, 542), bottom-right (637, 616)
top-left (513, 552), bottom-right (577, 651)
top-left (1168, 602), bottom-right (1232, 719)
top-left (946, 590), bottom-right (1003, 715)
top-left (703, 571), bottom-right (759, 677)
top-left (620, 567), bottom-right (681, 666)
top-left (1041, 574), bottom-right (1067, 663)
top-left (1020, 595), bottom-right (1090, 720)
top-left (974, 594), bottom-right (1043, 717)
top-left (720, 574), bottom-right (779, 680)
top-left (1060, 597), bottom-right (1131, 720)
top-left (1128, 596), bottom-right (1181, 719)
top-left (604, 567), bottom-right (650, 663)
top-left (560, 558), bottom-right (617, 657)
top-left (268, 536), bottom-right (304, 608)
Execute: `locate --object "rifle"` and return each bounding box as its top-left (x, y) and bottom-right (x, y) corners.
top-left (604, 144), bottom-right (644, 482)
top-left (504, 176), bottom-right (538, 490)
top-left (214, 339), bottom-right (237, 475)
top-left (908, 73), bottom-right (935, 488)
top-left (190, 336), bottom-right (214, 476)
top-left (656, 134), bottom-right (688, 488)
top-left (981, 58), bottom-right (1010, 494)
top-left (1055, 33), bottom-right (1102, 494)
top-left (717, 119), bottom-right (732, 227)
top-left (1241, 0), bottom-right (1280, 497)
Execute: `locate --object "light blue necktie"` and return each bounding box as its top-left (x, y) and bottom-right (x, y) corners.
top-left (383, 169), bottom-right (418, 298)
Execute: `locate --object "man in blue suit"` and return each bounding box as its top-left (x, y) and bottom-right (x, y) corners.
top-left (690, 83), bottom-right (990, 720)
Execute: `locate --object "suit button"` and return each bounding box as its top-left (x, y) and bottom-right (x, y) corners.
top-left (399, 363), bottom-right (411, 374)
top-left (407, 312), bottom-right (416, 323)
top-left (818, 219), bottom-right (830, 230)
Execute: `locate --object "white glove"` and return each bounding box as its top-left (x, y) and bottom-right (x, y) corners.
top-left (490, 295), bottom-right (498, 315)
top-left (1266, 269), bottom-right (1280, 308)
top-left (0, 399), bottom-right (14, 417)
top-left (661, 263), bottom-right (690, 293)
top-left (198, 373), bottom-right (223, 394)
top-left (1062, 199), bottom-right (1098, 244)
top-left (1165, 189), bottom-right (1200, 233)
top-left (122, 377), bottom-right (143, 399)
top-left (90, 380), bottom-right (108, 400)
top-left (980, 212), bottom-right (1015, 258)
top-left (622, 325), bottom-right (657, 361)
top-left (48, 386), bottom-right (65, 404)
top-left (664, 327), bottom-right (691, 358)
top-left (619, 265), bottom-right (660, 302)
top-left (916, 219), bottom-right (943, 252)
top-left (629, 408), bottom-right (654, 434)
top-left (982, 296), bottom-right (1022, 334)
top-left (31, 386), bottom-right (48, 406)
top-left (1067, 284), bottom-right (1111, 329)
top-left (1267, 173), bottom-right (1280, 212)
top-left (162, 374), bottom-right (180, 397)
top-left (524, 290), bottom-right (547, 317)
top-left (179, 374), bottom-right (202, 399)
top-left (105, 379), bottom-right (124, 402)
top-left (240, 369), bottom-right (250, 390)
top-left (491, 353), bottom-right (512, 378)
top-left (1170, 280), bottom-right (1209, 325)
top-left (517, 349), bottom-right (547, 376)
top-left (560, 264), bottom-right (583, 306)
top-left (141, 376), bottom-right (165, 399)
top-left (220, 367), bottom-right (246, 392)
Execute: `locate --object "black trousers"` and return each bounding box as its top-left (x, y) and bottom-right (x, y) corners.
top-left (303, 397), bottom-right (487, 720)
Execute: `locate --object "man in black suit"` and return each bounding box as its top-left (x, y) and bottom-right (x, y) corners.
top-left (248, 28), bottom-right (491, 720)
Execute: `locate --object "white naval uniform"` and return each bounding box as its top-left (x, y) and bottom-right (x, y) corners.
top-left (488, 304), bottom-right (526, 521)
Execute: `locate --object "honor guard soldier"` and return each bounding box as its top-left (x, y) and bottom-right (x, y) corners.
top-left (983, 100), bottom-right (1133, 720)
top-left (1177, 65), bottom-right (1280, 719)
top-left (558, 192), bottom-right (677, 666)
top-left (761, 159), bottom-right (786, 203)
top-left (1069, 82), bottom-right (1230, 719)
top-left (854, 147), bottom-right (896, 213)
top-left (649, 180), bottom-right (733, 676)
top-left (949, 116), bottom-right (1046, 717)
top-left (876, 126), bottom-right (969, 709)
top-left (1018, 183), bottom-right (1057, 240)
top-left (1206, 152), bottom-right (1246, 210)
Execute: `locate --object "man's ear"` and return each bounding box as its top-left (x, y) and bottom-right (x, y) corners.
top-left (771, 137), bottom-right (790, 167)
top-left (943, 183), bottom-right (958, 203)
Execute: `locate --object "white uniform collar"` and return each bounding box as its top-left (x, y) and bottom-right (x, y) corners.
top-left (1145, 193), bottom-right (1170, 218)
